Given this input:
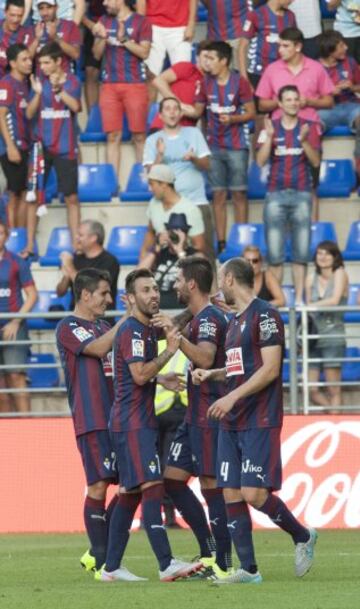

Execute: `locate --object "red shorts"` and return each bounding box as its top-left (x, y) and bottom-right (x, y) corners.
top-left (99, 83), bottom-right (148, 133)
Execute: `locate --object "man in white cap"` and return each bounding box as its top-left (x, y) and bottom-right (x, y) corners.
top-left (139, 164), bottom-right (206, 260)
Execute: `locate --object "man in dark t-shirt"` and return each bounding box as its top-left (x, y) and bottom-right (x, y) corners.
top-left (56, 219), bottom-right (120, 315)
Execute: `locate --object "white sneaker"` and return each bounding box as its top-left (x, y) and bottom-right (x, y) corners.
top-left (159, 558), bottom-right (202, 582)
top-left (211, 567), bottom-right (263, 585)
top-left (95, 566), bottom-right (148, 582)
top-left (295, 528), bottom-right (318, 577)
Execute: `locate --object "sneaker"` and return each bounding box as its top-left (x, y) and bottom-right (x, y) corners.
top-left (94, 566), bottom-right (148, 582)
top-left (186, 562), bottom-right (232, 582)
top-left (295, 528), bottom-right (318, 577)
top-left (80, 550), bottom-right (96, 572)
top-left (208, 564), bottom-right (235, 581)
top-left (211, 567), bottom-right (263, 585)
top-left (159, 558), bottom-right (202, 582)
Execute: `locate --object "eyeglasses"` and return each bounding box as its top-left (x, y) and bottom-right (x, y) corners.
top-left (245, 258), bottom-right (260, 264)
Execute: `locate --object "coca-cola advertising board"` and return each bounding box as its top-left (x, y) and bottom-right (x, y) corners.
top-left (0, 416), bottom-right (359, 532)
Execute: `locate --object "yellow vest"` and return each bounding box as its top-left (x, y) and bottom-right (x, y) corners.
top-left (155, 339), bottom-right (189, 416)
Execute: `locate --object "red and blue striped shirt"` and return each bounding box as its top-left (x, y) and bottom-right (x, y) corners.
top-left (34, 19), bottom-right (81, 74)
top-left (0, 74), bottom-right (30, 155)
top-left (321, 56), bottom-right (360, 104)
top-left (0, 249), bottom-right (34, 327)
top-left (207, 0), bottom-right (253, 41)
top-left (0, 21), bottom-right (34, 78)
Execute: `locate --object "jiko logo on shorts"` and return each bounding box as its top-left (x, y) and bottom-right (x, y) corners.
top-left (251, 420), bottom-right (360, 529)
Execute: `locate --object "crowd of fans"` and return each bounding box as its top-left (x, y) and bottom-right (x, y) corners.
top-left (0, 0), bottom-right (359, 411)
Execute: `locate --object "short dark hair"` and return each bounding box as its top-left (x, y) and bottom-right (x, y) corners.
top-left (125, 269), bottom-right (155, 294)
top-left (73, 268), bottom-right (111, 303)
top-left (159, 96), bottom-right (181, 113)
top-left (196, 39), bottom-right (212, 55)
top-left (38, 41), bottom-right (62, 61)
top-left (223, 257), bottom-right (254, 289)
top-left (314, 241), bottom-right (344, 274)
top-left (6, 42), bottom-right (27, 63)
top-left (319, 30), bottom-right (344, 59)
top-left (81, 220), bottom-right (105, 246)
top-left (278, 84), bottom-right (300, 101)
top-left (5, 0), bottom-right (24, 10)
top-left (177, 255), bottom-right (213, 294)
top-left (279, 27), bottom-right (304, 47)
top-left (206, 41), bottom-right (232, 66)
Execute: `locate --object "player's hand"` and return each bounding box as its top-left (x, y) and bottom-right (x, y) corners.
top-left (264, 116), bottom-right (275, 138)
top-left (191, 368), bottom-right (211, 385)
top-left (30, 75), bottom-right (42, 95)
top-left (35, 21), bottom-right (44, 40)
top-left (299, 123), bottom-right (310, 143)
top-left (46, 21), bottom-right (57, 39)
top-left (219, 114), bottom-right (232, 125)
top-left (157, 231), bottom-right (169, 248)
top-left (92, 21), bottom-right (107, 38)
top-left (6, 144), bottom-right (21, 164)
top-left (2, 320), bottom-right (20, 341)
top-left (171, 229), bottom-right (187, 254)
top-left (165, 326), bottom-right (181, 354)
top-left (151, 312), bottom-right (174, 331)
top-left (207, 395), bottom-right (235, 420)
top-left (183, 23), bottom-right (194, 41)
top-left (60, 251), bottom-right (73, 265)
top-left (120, 292), bottom-right (132, 315)
top-left (156, 137), bottom-right (166, 157)
top-left (159, 372), bottom-right (186, 392)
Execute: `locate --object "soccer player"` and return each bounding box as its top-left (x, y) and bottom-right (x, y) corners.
top-left (163, 256), bottom-right (232, 580)
top-left (98, 269), bottom-right (201, 582)
top-left (26, 41), bottom-right (81, 251)
top-left (192, 257), bottom-right (317, 584)
top-left (256, 84), bottom-right (321, 304)
top-left (0, 44), bottom-right (32, 235)
top-left (56, 268), bottom-right (136, 574)
top-left (0, 0), bottom-right (37, 79)
top-left (193, 41), bottom-right (255, 253)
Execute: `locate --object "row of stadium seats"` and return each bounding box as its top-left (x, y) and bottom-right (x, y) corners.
top-left (45, 164), bottom-right (118, 203)
top-left (7, 221), bottom-right (360, 267)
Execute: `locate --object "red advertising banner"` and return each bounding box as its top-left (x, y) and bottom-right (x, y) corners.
top-left (0, 416), bottom-right (359, 533)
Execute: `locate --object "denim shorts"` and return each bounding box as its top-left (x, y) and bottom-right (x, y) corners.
top-left (208, 148), bottom-right (249, 191)
top-left (309, 341), bottom-right (346, 369)
top-left (0, 322), bottom-right (30, 373)
top-left (264, 189), bottom-right (312, 265)
top-left (318, 102), bottom-right (360, 132)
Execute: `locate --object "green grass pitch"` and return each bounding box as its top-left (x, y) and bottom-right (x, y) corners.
top-left (1, 529), bottom-right (359, 609)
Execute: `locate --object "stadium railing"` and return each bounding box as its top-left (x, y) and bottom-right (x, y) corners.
top-left (0, 305), bottom-right (359, 416)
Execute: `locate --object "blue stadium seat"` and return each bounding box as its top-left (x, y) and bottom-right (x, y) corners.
top-left (120, 163), bottom-right (152, 202)
top-left (317, 159), bottom-right (356, 198)
top-left (344, 284), bottom-right (360, 323)
top-left (342, 222), bottom-right (360, 261)
top-left (115, 289), bottom-right (127, 312)
top-left (78, 164), bottom-right (118, 202)
top-left (6, 228), bottom-right (39, 258)
top-left (40, 227), bottom-right (72, 266)
top-left (27, 353), bottom-right (60, 388)
top-left (107, 225), bottom-right (148, 264)
top-left (147, 102), bottom-right (160, 132)
top-left (28, 291), bottom-right (72, 330)
top-left (310, 222), bottom-right (338, 256)
top-left (80, 104), bottom-right (131, 143)
top-left (219, 223), bottom-right (266, 262)
top-left (341, 347), bottom-right (360, 382)
top-left (320, 0), bottom-right (336, 18)
top-left (326, 125), bottom-right (352, 137)
top-left (247, 162), bottom-right (269, 200)
top-left (197, 3), bottom-right (208, 21)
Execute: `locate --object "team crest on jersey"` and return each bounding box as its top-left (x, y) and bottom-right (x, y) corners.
top-left (72, 326), bottom-right (92, 342)
top-left (228, 93), bottom-right (235, 101)
top-left (226, 347), bottom-right (244, 376)
top-left (259, 315), bottom-right (279, 341)
top-left (149, 460), bottom-right (157, 474)
top-left (103, 457), bottom-right (111, 470)
top-left (132, 338), bottom-right (144, 357)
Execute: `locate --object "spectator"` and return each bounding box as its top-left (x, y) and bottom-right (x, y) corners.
top-left (56, 220), bottom-right (120, 316)
top-left (143, 97), bottom-right (215, 263)
top-left (238, 0), bottom-right (296, 90)
top-left (81, 0), bottom-right (106, 111)
top-left (93, 0), bottom-right (151, 180)
top-left (327, 0), bottom-right (360, 64)
top-left (29, 0), bottom-right (85, 23)
top-left (0, 0), bottom-right (38, 79)
top-left (0, 220), bottom-right (37, 413)
top-left (139, 164), bottom-right (206, 260)
top-left (256, 85), bottom-right (321, 304)
top-left (33, 0), bottom-right (81, 74)
top-left (318, 29), bottom-right (360, 179)
top-left (305, 240), bottom-right (349, 412)
top-left (193, 41), bottom-right (256, 253)
top-left (26, 41), bottom-right (81, 251)
top-left (242, 245), bottom-right (285, 307)
top-left (137, 0), bottom-right (196, 77)
top-left (0, 44), bottom-right (32, 238)
top-left (150, 40), bottom-right (211, 131)
top-left (290, 0), bottom-right (322, 59)
top-left (139, 212), bottom-right (199, 308)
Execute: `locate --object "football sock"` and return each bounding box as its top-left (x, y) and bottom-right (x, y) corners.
top-left (226, 501), bottom-right (257, 573)
top-left (202, 488), bottom-right (232, 570)
top-left (258, 494), bottom-right (309, 544)
top-left (105, 493), bottom-right (141, 572)
top-left (106, 494), bottom-right (118, 523)
top-left (141, 484), bottom-right (173, 571)
top-left (164, 479), bottom-right (215, 557)
top-left (83, 496), bottom-right (108, 570)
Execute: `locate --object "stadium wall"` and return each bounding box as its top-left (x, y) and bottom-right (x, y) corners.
top-left (1, 416), bottom-right (359, 533)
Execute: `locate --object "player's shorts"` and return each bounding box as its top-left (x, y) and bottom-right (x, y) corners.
top-left (216, 427), bottom-right (282, 491)
top-left (111, 428), bottom-right (162, 491)
top-left (167, 421), bottom-right (218, 478)
top-left (44, 150), bottom-right (78, 197)
top-left (99, 83), bottom-right (148, 133)
top-left (0, 322), bottom-right (29, 373)
top-left (76, 430), bottom-right (118, 486)
top-left (0, 150), bottom-right (29, 193)
top-left (83, 27), bottom-right (101, 69)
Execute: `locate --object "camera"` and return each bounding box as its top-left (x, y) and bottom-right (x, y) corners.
top-left (169, 231), bottom-right (180, 244)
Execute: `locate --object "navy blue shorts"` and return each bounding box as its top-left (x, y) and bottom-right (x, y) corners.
top-left (167, 421), bottom-right (218, 478)
top-left (111, 428), bottom-right (162, 491)
top-left (216, 427), bottom-right (282, 491)
top-left (76, 430), bottom-right (118, 486)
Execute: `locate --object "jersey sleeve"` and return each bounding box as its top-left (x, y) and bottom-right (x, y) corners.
top-left (307, 121), bottom-right (322, 150)
top-left (256, 310), bottom-right (284, 349)
top-left (143, 133), bottom-right (157, 166)
top-left (0, 81), bottom-right (14, 108)
top-left (240, 11), bottom-right (257, 40)
top-left (195, 79), bottom-right (207, 104)
top-left (68, 22), bottom-right (82, 48)
top-left (139, 15), bottom-right (152, 42)
top-left (57, 321), bottom-right (96, 355)
top-left (317, 63), bottom-right (336, 96)
top-left (239, 75), bottom-right (254, 104)
top-left (197, 314), bottom-right (224, 346)
top-left (172, 62), bottom-right (195, 81)
top-left (119, 326), bottom-right (147, 364)
top-left (64, 76), bottom-right (82, 102)
top-left (186, 204), bottom-right (205, 237)
top-left (192, 127), bottom-right (211, 158)
top-left (18, 258), bottom-right (35, 288)
top-left (255, 67), bottom-right (275, 100)
top-left (350, 56), bottom-right (360, 85)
